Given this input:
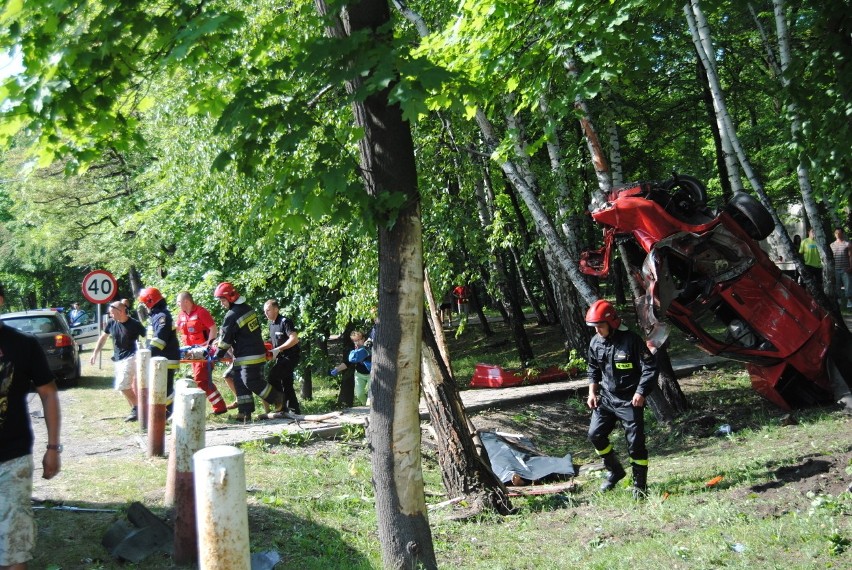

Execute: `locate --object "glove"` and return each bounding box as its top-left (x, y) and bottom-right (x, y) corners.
top-left (330, 368), bottom-right (338, 376)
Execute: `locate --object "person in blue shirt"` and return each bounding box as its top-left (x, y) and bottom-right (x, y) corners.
top-left (330, 330), bottom-right (372, 405)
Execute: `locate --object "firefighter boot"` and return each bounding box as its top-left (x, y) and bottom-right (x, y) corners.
top-left (631, 463), bottom-right (648, 500)
top-left (262, 390), bottom-right (287, 419)
top-left (600, 452), bottom-right (626, 492)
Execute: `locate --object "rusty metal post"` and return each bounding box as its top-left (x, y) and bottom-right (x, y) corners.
top-left (165, 379), bottom-right (202, 505)
top-left (193, 446), bottom-right (250, 570)
top-left (169, 386), bottom-right (206, 565)
top-left (147, 356), bottom-right (168, 457)
top-left (136, 348), bottom-right (151, 432)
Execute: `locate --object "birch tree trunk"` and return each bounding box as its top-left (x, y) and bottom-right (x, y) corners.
top-left (475, 108), bottom-right (599, 305)
top-left (315, 1), bottom-right (436, 566)
top-left (685, 0), bottom-right (842, 320)
top-left (472, 169), bottom-right (535, 363)
top-left (684, 2), bottom-right (743, 194)
top-left (772, 0), bottom-right (837, 302)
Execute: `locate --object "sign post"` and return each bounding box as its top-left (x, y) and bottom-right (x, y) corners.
top-left (82, 270), bottom-right (118, 369)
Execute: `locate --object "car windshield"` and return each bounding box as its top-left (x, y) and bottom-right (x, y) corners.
top-left (3, 316), bottom-right (62, 334)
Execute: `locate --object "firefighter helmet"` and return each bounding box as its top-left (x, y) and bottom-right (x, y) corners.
top-left (214, 282), bottom-right (239, 303)
top-left (138, 287), bottom-right (164, 309)
top-left (585, 299), bottom-right (622, 329)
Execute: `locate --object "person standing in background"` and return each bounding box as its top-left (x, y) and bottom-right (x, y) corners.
top-left (799, 227), bottom-right (823, 288)
top-left (90, 302), bottom-right (147, 421)
top-left (67, 302), bottom-right (86, 326)
top-left (830, 228), bottom-right (852, 309)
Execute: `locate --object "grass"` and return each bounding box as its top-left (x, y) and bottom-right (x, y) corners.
top-left (29, 323), bottom-right (852, 569)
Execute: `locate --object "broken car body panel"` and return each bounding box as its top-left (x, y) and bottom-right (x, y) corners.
top-left (581, 178), bottom-right (845, 410)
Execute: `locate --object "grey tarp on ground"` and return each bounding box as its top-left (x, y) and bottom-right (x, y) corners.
top-left (479, 431), bottom-right (575, 484)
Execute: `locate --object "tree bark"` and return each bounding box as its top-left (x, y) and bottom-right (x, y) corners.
top-left (420, 315), bottom-right (513, 516)
top-left (772, 0), bottom-right (840, 308)
top-left (316, 0), bottom-right (437, 566)
top-left (472, 164), bottom-right (534, 362)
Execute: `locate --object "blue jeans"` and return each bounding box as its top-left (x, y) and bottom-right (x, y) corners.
top-left (836, 268), bottom-right (851, 305)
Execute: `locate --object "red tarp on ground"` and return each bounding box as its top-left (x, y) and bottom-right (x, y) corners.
top-left (470, 364), bottom-right (572, 388)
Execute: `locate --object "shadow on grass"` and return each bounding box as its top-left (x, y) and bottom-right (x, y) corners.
top-left (31, 499), bottom-right (373, 569)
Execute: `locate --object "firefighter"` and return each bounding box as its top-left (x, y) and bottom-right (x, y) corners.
top-left (176, 291), bottom-right (227, 415)
top-left (138, 287), bottom-right (181, 411)
top-left (585, 299), bottom-right (658, 498)
top-left (212, 282), bottom-right (285, 422)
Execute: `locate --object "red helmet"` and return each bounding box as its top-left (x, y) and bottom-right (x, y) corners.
top-left (138, 287), bottom-right (164, 309)
top-left (214, 282), bottom-right (239, 303)
top-left (585, 299), bottom-right (621, 329)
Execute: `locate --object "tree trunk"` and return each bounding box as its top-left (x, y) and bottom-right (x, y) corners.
top-left (420, 315), bottom-right (513, 515)
top-left (317, 1), bottom-right (437, 566)
top-left (645, 342), bottom-right (689, 423)
top-left (467, 281), bottom-right (493, 336)
top-left (684, 1), bottom-right (744, 194)
top-left (472, 163), bottom-right (534, 362)
top-left (424, 269), bottom-right (453, 374)
top-left (300, 339), bottom-right (312, 400)
top-left (336, 323), bottom-right (357, 407)
top-left (697, 59), bottom-right (733, 202)
top-left (772, 0), bottom-right (841, 311)
top-left (504, 180), bottom-right (558, 324)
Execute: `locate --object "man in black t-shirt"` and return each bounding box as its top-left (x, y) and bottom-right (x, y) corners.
top-left (90, 302), bottom-right (147, 422)
top-left (263, 299), bottom-right (301, 415)
top-left (0, 282), bottom-right (62, 568)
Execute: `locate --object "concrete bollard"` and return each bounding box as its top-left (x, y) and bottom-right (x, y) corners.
top-left (194, 446), bottom-right (251, 570)
top-left (136, 349), bottom-right (151, 432)
top-left (166, 386), bottom-right (206, 565)
top-left (165, 381), bottom-right (204, 505)
top-left (147, 356), bottom-right (168, 457)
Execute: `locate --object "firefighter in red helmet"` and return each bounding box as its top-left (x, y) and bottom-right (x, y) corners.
top-left (585, 299), bottom-right (658, 499)
top-left (212, 282), bottom-right (285, 421)
top-left (138, 286), bottom-right (181, 411)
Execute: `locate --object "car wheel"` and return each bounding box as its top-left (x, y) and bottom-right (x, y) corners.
top-left (663, 174), bottom-right (708, 207)
top-left (61, 360), bottom-right (81, 388)
top-left (724, 192), bottom-right (774, 241)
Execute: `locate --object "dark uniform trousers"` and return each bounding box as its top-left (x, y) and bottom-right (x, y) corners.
top-left (588, 392), bottom-right (648, 463)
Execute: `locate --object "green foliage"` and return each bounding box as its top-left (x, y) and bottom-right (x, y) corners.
top-left (564, 348), bottom-right (588, 373)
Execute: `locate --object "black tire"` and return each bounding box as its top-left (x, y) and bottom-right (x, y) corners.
top-left (61, 360), bottom-right (81, 388)
top-left (663, 174), bottom-right (709, 207)
top-left (659, 174), bottom-right (709, 220)
top-left (724, 192), bottom-right (774, 241)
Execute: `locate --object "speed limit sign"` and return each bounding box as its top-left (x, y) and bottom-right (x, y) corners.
top-left (81, 270), bottom-right (118, 304)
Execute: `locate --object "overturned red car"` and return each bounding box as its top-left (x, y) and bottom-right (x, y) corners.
top-left (580, 175), bottom-right (852, 410)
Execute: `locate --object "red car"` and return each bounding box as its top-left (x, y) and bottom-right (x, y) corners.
top-left (580, 175), bottom-right (852, 410)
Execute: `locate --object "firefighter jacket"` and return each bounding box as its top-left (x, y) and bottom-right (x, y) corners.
top-left (216, 301), bottom-right (266, 366)
top-left (177, 304), bottom-right (216, 347)
top-left (147, 301), bottom-right (181, 369)
top-left (587, 328), bottom-right (658, 400)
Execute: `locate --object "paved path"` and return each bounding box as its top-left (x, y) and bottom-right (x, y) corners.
top-left (201, 352), bottom-right (726, 448)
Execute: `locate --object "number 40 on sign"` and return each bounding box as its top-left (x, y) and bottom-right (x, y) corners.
top-left (81, 270), bottom-right (118, 304)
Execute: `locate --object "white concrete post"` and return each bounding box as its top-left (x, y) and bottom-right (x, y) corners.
top-left (168, 386), bottom-right (206, 565)
top-left (165, 382), bottom-right (204, 505)
top-left (194, 446), bottom-right (251, 570)
top-left (135, 348), bottom-right (151, 432)
top-left (147, 356), bottom-right (168, 457)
